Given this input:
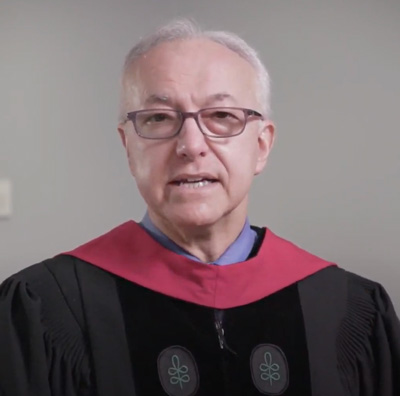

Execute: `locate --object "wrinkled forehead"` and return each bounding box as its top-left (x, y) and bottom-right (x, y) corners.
top-left (123, 39), bottom-right (259, 109)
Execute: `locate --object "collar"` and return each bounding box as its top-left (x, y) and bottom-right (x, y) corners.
top-left (140, 212), bottom-right (257, 265)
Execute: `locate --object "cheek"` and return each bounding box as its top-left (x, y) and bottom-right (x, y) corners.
top-left (127, 143), bottom-right (169, 190)
top-left (125, 138), bottom-right (150, 178)
top-left (126, 146), bottom-right (138, 177)
top-left (128, 150), bottom-right (151, 181)
top-left (220, 140), bottom-right (259, 182)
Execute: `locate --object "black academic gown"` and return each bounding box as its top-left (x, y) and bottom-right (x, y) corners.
top-left (0, 222), bottom-right (399, 396)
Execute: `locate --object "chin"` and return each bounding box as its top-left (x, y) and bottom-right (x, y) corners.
top-left (176, 213), bottom-right (218, 228)
top-left (165, 206), bottom-right (223, 229)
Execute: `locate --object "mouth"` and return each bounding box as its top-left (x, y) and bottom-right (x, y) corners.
top-left (169, 176), bottom-right (219, 189)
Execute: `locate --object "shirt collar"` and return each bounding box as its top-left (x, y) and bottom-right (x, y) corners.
top-left (139, 212), bottom-right (256, 265)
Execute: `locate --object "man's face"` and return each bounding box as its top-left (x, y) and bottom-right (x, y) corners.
top-left (118, 39), bottom-right (274, 232)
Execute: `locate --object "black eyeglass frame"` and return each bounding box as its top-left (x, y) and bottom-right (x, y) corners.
top-left (125, 107), bottom-right (264, 139)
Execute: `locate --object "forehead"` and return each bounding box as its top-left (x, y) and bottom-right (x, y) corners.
top-left (125, 39), bottom-right (258, 107)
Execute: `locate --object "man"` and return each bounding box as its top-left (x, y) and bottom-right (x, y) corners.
top-left (0, 19), bottom-right (399, 396)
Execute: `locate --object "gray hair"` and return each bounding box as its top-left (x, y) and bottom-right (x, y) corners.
top-left (119, 19), bottom-right (271, 122)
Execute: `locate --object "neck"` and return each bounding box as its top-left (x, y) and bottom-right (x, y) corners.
top-left (147, 211), bottom-right (247, 263)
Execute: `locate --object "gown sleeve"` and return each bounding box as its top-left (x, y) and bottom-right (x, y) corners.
top-left (369, 284), bottom-right (400, 395)
top-left (338, 273), bottom-right (400, 396)
top-left (0, 266), bottom-right (93, 396)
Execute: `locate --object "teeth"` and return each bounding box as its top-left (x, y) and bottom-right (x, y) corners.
top-left (179, 180), bottom-right (211, 188)
top-left (185, 178), bottom-right (203, 182)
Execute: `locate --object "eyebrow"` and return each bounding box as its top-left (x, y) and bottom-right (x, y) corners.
top-left (204, 92), bottom-right (237, 105)
top-left (143, 92), bottom-right (238, 107)
top-left (144, 94), bottom-right (171, 106)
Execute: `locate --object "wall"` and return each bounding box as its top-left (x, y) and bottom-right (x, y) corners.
top-left (1, 0), bottom-right (399, 310)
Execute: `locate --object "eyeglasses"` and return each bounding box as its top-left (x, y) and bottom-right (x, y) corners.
top-left (125, 107), bottom-right (264, 139)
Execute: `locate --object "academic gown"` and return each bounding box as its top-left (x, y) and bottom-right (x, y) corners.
top-left (0, 221), bottom-right (399, 396)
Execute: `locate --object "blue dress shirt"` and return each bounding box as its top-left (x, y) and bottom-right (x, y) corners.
top-left (139, 212), bottom-right (257, 265)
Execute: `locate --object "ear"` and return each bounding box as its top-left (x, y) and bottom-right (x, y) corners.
top-left (118, 123), bottom-right (133, 165)
top-left (118, 123), bottom-right (128, 149)
top-left (255, 120), bottom-right (275, 175)
top-left (118, 123), bottom-right (137, 177)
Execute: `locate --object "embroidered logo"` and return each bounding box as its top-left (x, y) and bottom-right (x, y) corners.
top-left (250, 344), bottom-right (289, 395)
top-left (168, 355), bottom-right (190, 389)
top-left (260, 351), bottom-right (281, 385)
top-left (158, 346), bottom-right (199, 396)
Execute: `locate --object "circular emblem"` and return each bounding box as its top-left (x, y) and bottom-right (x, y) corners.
top-left (250, 344), bottom-right (289, 395)
top-left (158, 346), bottom-right (199, 396)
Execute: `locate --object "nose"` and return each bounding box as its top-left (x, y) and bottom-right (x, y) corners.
top-left (175, 116), bottom-right (209, 160)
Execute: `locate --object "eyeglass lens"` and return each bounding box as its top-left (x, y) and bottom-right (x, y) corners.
top-left (135, 108), bottom-right (246, 138)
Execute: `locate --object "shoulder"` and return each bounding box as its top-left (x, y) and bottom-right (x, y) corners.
top-left (0, 256), bottom-right (95, 393)
top-left (7, 254), bottom-right (102, 295)
top-left (343, 270), bottom-right (395, 316)
top-left (302, 266), bottom-right (394, 315)
top-left (299, 267), bottom-right (400, 393)
top-left (298, 266), bottom-right (398, 344)
top-left (339, 269), bottom-right (399, 340)
top-left (1, 255), bottom-right (90, 355)
top-left (1, 255), bottom-right (89, 333)
top-left (338, 271), bottom-right (400, 393)
top-left (7, 254), bottom-right (76, 284)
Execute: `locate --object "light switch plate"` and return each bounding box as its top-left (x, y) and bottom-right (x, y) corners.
top-left (0, 179), bottom-right (12, 218)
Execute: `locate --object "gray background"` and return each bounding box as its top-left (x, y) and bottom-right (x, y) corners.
top-left (1, 0), bottom-right (399, 310)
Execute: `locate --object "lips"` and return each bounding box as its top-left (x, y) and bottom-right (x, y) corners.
top-left (169, 174), bottom-right (219, 186)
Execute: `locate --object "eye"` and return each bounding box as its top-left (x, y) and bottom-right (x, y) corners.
top-left (212, 110), bottom-right (237, 119)
top-left (145, 112), bottom-right (171, 123)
